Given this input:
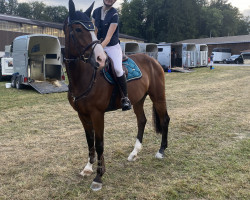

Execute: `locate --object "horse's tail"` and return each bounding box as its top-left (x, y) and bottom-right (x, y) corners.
top-left (152, 106), bottom-right (162, 134)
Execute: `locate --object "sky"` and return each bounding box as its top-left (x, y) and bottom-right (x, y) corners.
top-left (17, 0), bottom-right (250, 17)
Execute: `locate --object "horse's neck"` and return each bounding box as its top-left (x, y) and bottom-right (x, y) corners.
top-left (67, 62), bottom-right (95, 95)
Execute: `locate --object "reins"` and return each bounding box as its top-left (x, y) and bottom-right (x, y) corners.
top-left (65, 19), bottom-right (102, 108)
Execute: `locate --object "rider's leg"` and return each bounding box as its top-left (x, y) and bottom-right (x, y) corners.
top-left (117, 74), bottom-right (131, 111)
top-left (104, 44), bottom-right (131, 111)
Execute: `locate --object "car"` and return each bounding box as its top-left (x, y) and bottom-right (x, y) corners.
top-left (225, 55), bottom-right (244, 64)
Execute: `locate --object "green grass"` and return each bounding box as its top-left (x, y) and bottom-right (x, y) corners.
top-left (0, 66), bottom-right (249, 199)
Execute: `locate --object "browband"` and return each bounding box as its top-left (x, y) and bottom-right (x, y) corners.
top-left (69, 20), bottom-right (95, 31)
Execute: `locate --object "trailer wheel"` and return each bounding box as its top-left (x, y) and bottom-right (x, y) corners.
top-left (0, 69), bottom-right (2, 81)
top-left (16, 76), bottom-right (23, 89)
top-left (11, 75), bottom-right (17, 88)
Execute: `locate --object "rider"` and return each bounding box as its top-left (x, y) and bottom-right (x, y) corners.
top-left (92, 0), bottom-right (131, 111)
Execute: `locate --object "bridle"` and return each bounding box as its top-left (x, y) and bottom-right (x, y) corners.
top-left (64, 18), bottom-right (104, 105)
top-left (64, 19), bottom-right (101, 66)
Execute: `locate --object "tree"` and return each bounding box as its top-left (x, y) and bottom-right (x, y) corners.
top-left (0, 0), bottom-right (7, 14)
top-left (120, 0), bottom-right (145, 39)
top-left (30, 1), bottom-right (46, 20)
top-left (16, 3), bottom-right (32, 19)
top-left (44, 6), bottom-right (68, 23)
top-left (236, 16), bottom-right (250, 35)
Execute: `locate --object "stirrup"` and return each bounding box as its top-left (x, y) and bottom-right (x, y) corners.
top-left (121, 97), bottom-right (131, 111)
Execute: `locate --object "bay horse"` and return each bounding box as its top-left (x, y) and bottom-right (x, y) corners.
top-left (64, 0), bottom-right (170, 191)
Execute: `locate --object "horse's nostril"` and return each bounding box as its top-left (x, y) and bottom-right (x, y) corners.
top-left (97, 56), bottom-right (102, 62)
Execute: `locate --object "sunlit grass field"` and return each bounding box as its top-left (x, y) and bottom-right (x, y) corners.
top-left (0, 66), bottom-right (249, 199)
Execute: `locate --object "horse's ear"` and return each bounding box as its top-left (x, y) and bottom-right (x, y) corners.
top-left (69, 0), bottom-right (76, 19)
top-left (85, 2), bottom-right (95, 18)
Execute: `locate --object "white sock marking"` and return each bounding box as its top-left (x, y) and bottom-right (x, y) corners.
top-left (128, 139), bottom-right (142, 161)
top-left (80, 158), bottom-right (93, 177)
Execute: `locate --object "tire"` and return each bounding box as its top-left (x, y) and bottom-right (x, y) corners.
top-left (16, 76), bottom-right (23, 89)
top-left (236, 61), bottom-right (239, 64)
top-left (11, 75), bottom-right (17, 88)
top-left (0, 69), bottom-right (2, 81)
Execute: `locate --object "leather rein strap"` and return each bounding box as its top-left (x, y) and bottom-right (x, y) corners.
top-left (65, 19), bottom-right (101, 106)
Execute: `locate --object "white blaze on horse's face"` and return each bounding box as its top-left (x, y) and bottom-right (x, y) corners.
top-left (90, 31), bottom-right (107, 67)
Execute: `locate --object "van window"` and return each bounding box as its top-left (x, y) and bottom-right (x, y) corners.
top-left (158, 48), bottom-right (163, 52)
top-left (212, 48), bottom-right (231, 53)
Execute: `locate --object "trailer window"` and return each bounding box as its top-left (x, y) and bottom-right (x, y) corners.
top-left (46, 54), bottom-right (57, 59)
top-left (31, 44), bottom-right (40, 53)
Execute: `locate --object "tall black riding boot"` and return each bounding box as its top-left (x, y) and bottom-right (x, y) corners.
top-left (117, 74), bottom-right (131, 111)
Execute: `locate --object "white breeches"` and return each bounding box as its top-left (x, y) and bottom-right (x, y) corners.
top-left (104, 43), bottom-right (124, 77)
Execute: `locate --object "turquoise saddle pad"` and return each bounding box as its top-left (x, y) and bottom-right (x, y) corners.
top-left (102, 57), bottom-right (142, 84)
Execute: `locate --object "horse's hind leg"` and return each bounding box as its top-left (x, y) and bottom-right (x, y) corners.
top-left (78, 114), bottom-right (95, 177)
top-left (128, 95), bottom-right (147, 161)
top-left (153, 102), bottom-right (170, 159)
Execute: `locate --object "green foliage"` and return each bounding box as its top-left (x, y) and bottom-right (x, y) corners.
top-left (0, 0), bottom-right (7, 14)
top-left (120, 0), bottom-right (145, 39)
top-left (16, 3), bottom-right (32, 19)
top-left (6, 0), bottom-right (18, 15)
top-left (0, 0), bottom-right (68, 23)
top-left (119, 0), bottom-right (250, 42)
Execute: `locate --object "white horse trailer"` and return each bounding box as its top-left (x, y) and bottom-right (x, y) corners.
top-left (196, 44), bottom-right (208, 67)
top-left (11, 34), bottom-right (68, 94)
top-left (157, 43), bottom-right (171, 71)
top-left (139, 43), bottom-right (158, 60)
top-left (171, 43), bottom-right (196, 68)
top-left (120, 42), bottom-right (140, 55)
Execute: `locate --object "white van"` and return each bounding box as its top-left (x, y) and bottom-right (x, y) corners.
top-left (211, 48), bottom-right (231, 63)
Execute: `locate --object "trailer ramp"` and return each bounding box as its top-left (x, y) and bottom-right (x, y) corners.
top-left (29, 81), bottom-right (68, 94)
top-left (171, 67), bottom-right (193, 73)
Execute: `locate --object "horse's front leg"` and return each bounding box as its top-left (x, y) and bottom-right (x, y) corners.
top-left (78, 114), bottom-right (95, 177)
top-left (90, 111), bottom-right (105, 191)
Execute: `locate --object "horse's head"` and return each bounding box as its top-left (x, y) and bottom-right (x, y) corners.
top-left (64, 0), bottom-right (107, 68)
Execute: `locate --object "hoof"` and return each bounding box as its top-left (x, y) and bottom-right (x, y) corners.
top-left (80, 169), bottom-right (93, 177)
top-left (155, 151), bottom-right (164, 159)
top-left (90, 181), bottom-right (102, 191)
top-left (128, 153), bottom-right (138, 162)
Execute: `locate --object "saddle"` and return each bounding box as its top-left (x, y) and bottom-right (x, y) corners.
top-left (102, 55), bottom-right (142, 85)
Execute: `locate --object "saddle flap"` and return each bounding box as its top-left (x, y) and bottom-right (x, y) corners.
top-left (105, 56), bottom-right (128, 80)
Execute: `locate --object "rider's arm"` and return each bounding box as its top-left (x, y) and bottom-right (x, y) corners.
top-left (101, 23), bottom-right (117, 48)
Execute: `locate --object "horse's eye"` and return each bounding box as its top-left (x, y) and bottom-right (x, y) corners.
top-left (75, 28), bottom-right (82, 33)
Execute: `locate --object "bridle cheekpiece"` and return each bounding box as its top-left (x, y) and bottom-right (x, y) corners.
top-left (64, 18), bottom-right (101, 66)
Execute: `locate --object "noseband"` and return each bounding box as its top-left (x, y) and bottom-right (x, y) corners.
top-left (64, 20), bottom-right (101, 66)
